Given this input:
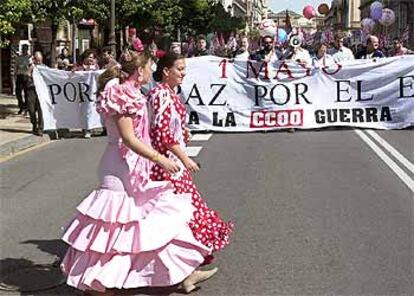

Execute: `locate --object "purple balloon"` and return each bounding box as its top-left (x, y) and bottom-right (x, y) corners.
top-left (371, 6), bottom-right (382, 21)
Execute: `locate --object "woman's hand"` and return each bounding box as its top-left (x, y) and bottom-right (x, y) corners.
top-left (157, 156), bottom-right (180, 174)
top-left (183, 157), bottom-right (200, 173)
top-left (183, 127), bottom-right (191, 143)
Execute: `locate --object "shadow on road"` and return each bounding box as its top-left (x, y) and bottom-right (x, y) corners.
top-left (0, 239), bottom-right (185, 295)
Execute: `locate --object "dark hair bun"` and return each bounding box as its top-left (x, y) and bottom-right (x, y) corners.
top-left (153, 68), bottom-right (163, 82)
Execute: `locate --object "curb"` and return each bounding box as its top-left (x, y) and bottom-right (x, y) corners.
top-left (0, 134), bottom-right (51, 158)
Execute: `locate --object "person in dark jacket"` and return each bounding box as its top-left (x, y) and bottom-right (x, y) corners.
top-left (192, 35), bottom-right (209, 57)
top-left (356, 35), bottom-right (385, 59)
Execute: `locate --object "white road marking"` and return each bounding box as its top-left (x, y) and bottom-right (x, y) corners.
top-left (190, 133), bottom-right (213, 141)
top-left (185, 146), bottom-right (203, 157)
top-left (365, 130), bottom-right (414, 175)
top-left (354, 129), bottom-right (414, 193)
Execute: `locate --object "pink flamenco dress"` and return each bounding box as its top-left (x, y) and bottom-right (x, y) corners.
top-left (60, 79), bottom-right (211, 293)
top-left (148, 83), bottom-right (234, 260)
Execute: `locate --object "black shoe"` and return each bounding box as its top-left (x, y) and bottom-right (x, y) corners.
top-left (18, 109), bottom-right (24, 115)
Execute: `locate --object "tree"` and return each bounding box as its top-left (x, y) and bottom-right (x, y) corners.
top-left (0, 0), bottom-right (32, 47)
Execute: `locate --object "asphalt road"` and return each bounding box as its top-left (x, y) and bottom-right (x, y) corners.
top-left (0, 128), bottom-right (413, 296)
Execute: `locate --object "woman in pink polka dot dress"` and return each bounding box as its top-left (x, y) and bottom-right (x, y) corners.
top-left (148, 53), bottom-right (234, 261)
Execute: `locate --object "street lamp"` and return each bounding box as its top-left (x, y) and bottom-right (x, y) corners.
top-left (108, 0), bottom-right (117, 55)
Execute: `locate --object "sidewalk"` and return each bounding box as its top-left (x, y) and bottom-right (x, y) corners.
top-left (0, 94), bottom-right (50, 158)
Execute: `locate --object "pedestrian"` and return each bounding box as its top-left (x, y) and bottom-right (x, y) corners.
top-left (356, 35), bottom-right (385, 59)
top-left (329, 31), bottom-right (355, 63)
top-left (60, 51), bottom-right (217, 295)
top-left (391, 37), bottom-right (414, 56)
top-left (191, 35), bottom-right (209, 57)
top-left (169, 42), bottom-right (182, 55)
top-left (25, 51), bottom-right (44, 136)
top-left (234, 36), bottom-right (250, 59)
top-left (15, 44), bottom-right (32, 114)
top-left (57, 47), bottom-right (73, 70)
top-left (74, 49), bottom-right (100, 138)
top-left (287, 35), bottom-right (312, 65)
top-left (251, 35), bottom-right (279, 62)
top-left (99, 46), bottom-right (120, 69)
top-left (312, 42), bottom-right (335, 67)
top-left (148, 53), bottom-right (234, 282)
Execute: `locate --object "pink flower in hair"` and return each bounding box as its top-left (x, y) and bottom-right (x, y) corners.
top-left (133, 38), bottom-right (144, 52)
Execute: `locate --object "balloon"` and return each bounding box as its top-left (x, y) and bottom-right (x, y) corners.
top-left (379, 8), bottom-right (395, 26)
top-left (370, 6), bottom-right (382, 21)
top-left (370, 1), bottom-right (383, 11)
top-left (361, 18), bottom-right (376, 33)
top-left (317, 3), bottom-right (330, 15)
top-left (258, 19), bottom-right (277, 37)
top-left (276, 28), bottom-right (287, 43)
top-left (303, 5), bottom-right (316, 20)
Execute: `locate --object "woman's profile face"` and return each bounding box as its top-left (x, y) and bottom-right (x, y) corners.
top-left (164, 58), bottom-right (186, 87)
top-left (141, 59), bottom-right (153, 85)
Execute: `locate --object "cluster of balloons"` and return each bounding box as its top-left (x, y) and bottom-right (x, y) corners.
top-left (258, 19), bottom-right (288, 43)
top-left (303, 3), bottom-right (330, 20)
top-left (361, 1), bottom-right (395, 33)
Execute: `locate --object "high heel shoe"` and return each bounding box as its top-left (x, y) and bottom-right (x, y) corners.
top-left (182, 267), bottom-right (218, 293)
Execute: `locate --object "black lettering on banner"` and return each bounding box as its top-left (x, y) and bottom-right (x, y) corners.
top-left (352, 108), bottom-right (364, 122)
top-left (48, 84), bottom-right (61, 104)
top-left (209, 84), bottom-right (227, 106)
top-left (399, 76), bottom-right (414, 98)
top-left (326, 109), bottom-right (337, 122)
top-left (63, 82), bottom-right (77, 102)
top-left (339, 109), bottom-right (350, 122)
top-left (254, 85), bottom-right (267, 106)
top-left (336, 80), bottom-right (352, 102)
top-left (78, 83), bottom-right (92, 102)
top-left (225, 112), bottom-right (236, 127)
top-left (185, 84), bottom-right (205, 105)
top-left (294, 83), bottom-right (311, 105)
top-left (188, 111), bottom-right (200, 125)
top-left (315, 110), bottom-right (325, 123)
top-left (270, 84), bottom-right (290, 105)
top-left (315, 107), bottom-right (391, 124)
top-left (212, 112), bottom-right (223, 126)
top-left (366, 107), bottom-right (378, 122)
top-left (356, 80), bottom-right (373, 102)
top-left (380, 106), bottom-right (392, 121)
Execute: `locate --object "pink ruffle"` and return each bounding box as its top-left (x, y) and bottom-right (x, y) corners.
top-left (61, 228), bottom-right (209, 292)
top-left (97, 83), bottom-right (146, 117)
top-left (64, 189), bottom-right (197, 254)
top-left (61, 185), bottom-right (212, 292)
top-left (76, 182), bottom-right (177, 224)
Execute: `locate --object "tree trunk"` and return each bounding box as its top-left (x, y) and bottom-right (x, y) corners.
top-left (50, 23), bottom-right (58, 68)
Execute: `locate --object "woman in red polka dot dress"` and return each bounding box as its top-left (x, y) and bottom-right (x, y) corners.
top-left (148, 53), bottom-right (234, 261)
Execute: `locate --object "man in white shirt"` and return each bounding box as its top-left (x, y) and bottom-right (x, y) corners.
top-left (329, 31), bottom-right (355, 63)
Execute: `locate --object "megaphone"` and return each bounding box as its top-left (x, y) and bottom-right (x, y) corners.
top-left (289, 35), bottom-right (302, 48)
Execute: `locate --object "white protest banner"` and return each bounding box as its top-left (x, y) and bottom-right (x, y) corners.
top-left (182, 56), bottom-right (414, 131)
top-left (33, 66), bottom-right (104, 130)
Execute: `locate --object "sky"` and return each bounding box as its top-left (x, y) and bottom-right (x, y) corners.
top-left (268, 0), bottom-right (330, 14)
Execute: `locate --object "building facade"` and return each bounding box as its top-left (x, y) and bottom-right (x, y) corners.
top-left (268, 9), bottom-right (325, 33)
top-left (325, 0), bottom-right (361, 30)
top-left (220, 0), bottom-right (268, 30)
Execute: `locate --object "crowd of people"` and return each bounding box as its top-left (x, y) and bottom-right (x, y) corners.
top-left (13, 30), bottom-right (413, 137)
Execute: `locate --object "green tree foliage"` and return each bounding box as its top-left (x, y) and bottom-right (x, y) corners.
top-left (0, 0), bottom-right (32, 47)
